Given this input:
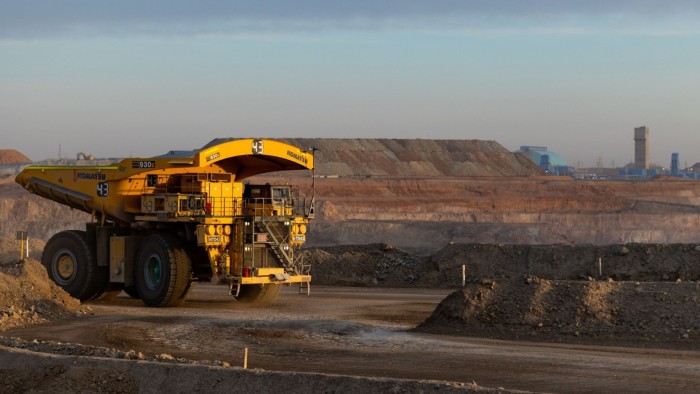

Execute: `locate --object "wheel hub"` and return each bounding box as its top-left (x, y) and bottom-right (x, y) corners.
top-left (144, 254), bottom-right (163, 290)
top-left (52, 249), bottom-right (78, 286)
top-left (57, 255), bottom-right (75, 279)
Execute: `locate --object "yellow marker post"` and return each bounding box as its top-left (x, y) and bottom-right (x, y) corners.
top-left (16, 231), bottom-right (27, 261)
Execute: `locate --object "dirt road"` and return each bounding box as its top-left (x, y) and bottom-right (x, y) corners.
top-left (6, 285), bottom-right (700, 393)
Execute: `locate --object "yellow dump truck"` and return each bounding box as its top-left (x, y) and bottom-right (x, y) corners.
top-left (15, 138), bottom-right (315, 307)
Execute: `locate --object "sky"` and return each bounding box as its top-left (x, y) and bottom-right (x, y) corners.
top-left (2, 1), bottom-right (700, 167)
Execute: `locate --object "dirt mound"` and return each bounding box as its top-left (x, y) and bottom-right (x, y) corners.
top-left (279, 138), bottom-right (543, 177)
top-left (0, 150), bottom-right (31, 165)
top-left (415, 278), bottom-right (700, 349)
top-left (0, 258), bottom-right (86, 332)
top-left (303, 243), bottom-right (425, 286)
top-left (428, 243), bottom-right (700, 284)
top-left (303, 243), bottom-right (700, 288)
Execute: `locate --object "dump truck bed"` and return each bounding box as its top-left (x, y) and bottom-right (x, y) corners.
top-left (16, 138), bottom-right (314, 224)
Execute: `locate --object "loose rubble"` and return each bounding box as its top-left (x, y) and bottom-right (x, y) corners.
top-left (3, 242), bottom-right (700, 391)
top-left (0, 336), bottom-right (232, 367)
top-left (304, 243), bottom-right (700, 287)
top-left (415, 277), bottom-right (700, 349)
top-left (0, 258), bottom-right (88, 332)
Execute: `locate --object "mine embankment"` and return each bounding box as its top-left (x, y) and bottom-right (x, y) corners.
top-left (1, 246), bottom-right (700, 391)
top-left (415, 278), bottom-right (700, 349)
top-left (304, 242), bottom-right (700, 288)
top-left (304, 243), bottom-right (700, 350)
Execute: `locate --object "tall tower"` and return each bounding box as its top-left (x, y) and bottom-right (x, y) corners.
top-left (634, 126), bottom-right (649, 169)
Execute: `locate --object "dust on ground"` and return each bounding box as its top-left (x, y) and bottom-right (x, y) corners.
top-left (3, 242), bottom-right (700, 392)
top-left (0, 258), bottom-right (502, 393)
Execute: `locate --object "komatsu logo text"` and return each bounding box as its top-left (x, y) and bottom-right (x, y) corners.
top-left (206, 153), bottom-right (220, 162)
top-left (76, 172), bottom-right (106, 181)
top-left (286, 150), bottom-right (308, 164)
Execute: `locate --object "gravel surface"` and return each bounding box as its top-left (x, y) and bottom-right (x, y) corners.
top-left (415, 278), bottom-right (700, 350)
top-left (0, 258), bottom-right (509, 393)
top-left (3, 243), bottom-right (700, 392)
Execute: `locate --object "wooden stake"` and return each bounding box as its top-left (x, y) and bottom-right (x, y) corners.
top-left (244, 347), bottom-right (248, 369)
top-left (16, 231), bottom-right (28, 261)
top-left (462, 264), bottom-right (466, 287)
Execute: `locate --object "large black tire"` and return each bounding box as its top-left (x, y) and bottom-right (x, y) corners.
top-left (180, 281), bottom-right (196, 301)
top-left (123, 285), bottom-right (140, 299)
top-left (235, 284), bottom-right (281, 305)
top-left (135, 234), bottom-right (191, 307)
top-left (41, 230), bottom-right (105, 301)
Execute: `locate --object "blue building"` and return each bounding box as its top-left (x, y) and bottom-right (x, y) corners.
top-left (517, 146), bottom-right (572, 176)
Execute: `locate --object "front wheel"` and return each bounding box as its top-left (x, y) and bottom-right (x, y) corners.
top-left (135, 234), bottom-right (191, 307)
top-left (41, 230), bottom-right (104, 300)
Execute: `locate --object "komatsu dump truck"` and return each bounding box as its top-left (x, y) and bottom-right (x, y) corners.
top-left (15, 138), bottom-right (315, 307)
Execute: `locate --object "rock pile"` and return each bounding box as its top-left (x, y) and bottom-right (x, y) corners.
top-left (302, 243), bottom-right (700, 288)
top-left (304, 244), bottom-right (425, 286)
top-left (0, 258), bottom-right (87, 332)
top-left (415, 277), bottom-right (700, 349)
top-left (280, 138), bottom-right (543, 177)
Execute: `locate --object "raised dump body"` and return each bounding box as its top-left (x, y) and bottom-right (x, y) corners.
top-left (16, 138), bottom-right (315, 306)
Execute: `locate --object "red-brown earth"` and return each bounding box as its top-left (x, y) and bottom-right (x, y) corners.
top-left (3, 139), bottom-right (700, 392)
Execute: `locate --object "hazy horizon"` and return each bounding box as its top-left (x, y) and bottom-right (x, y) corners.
top-left (9, 134), bottom-right (695, 170)
top-left (2, 1), bottom-right (699, 168)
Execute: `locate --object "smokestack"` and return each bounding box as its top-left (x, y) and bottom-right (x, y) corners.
top-left (634, 126), bottom-right (649, 170)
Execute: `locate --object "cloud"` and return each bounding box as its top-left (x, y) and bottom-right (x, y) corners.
top-left (2, 0), bottom-right (700, 39)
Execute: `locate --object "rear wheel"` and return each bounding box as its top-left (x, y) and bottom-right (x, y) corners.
top-left (135, 234), bottom-right (191, 307)
top-left (235, 284), bottom-right (281, 305)
top-left (180, 281), bottom-right (196, 301)
top-left (41, 230), bottom-right (104, 300)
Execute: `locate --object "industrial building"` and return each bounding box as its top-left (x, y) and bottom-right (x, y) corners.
top-left (666, 152), bottom-right (700, 179)
top-left (619, 127), bottom-right (698, 179)
top-left (517, 146), bottom-right (572, 176)
top-left (519, 126), bottom-right (699, 180)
